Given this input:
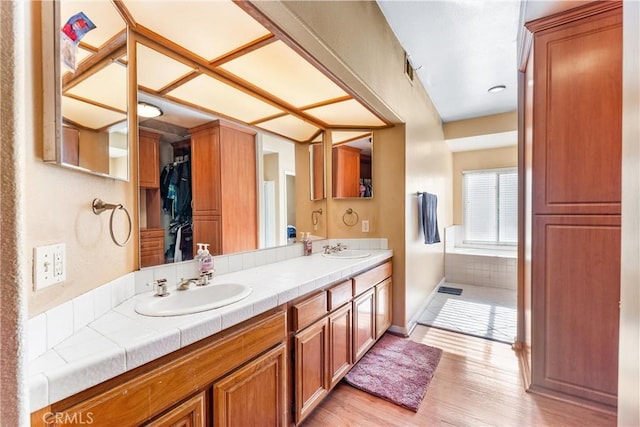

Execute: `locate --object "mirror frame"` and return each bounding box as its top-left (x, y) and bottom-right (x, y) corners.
top-left (41, 1), bottom-right (131, 182)
top-left (309, 141), bottom-right (325, 201)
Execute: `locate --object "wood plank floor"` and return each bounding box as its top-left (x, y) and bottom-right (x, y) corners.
top-left (301, 326), bottom-right (616, 427)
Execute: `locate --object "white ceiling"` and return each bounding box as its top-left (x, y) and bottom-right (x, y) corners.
top-left (375, 0), bottom-right (593, 154)
top-left (377, 0), bottom-right (521, 123)
top-left (376, 0), bottom-right (592, 124)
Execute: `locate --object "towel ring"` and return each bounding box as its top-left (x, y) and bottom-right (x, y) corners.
top-left (342, 208), bottom-right (359, 227)
top-left (312, 208), bottom-right (323, 226)
top-left (92, 198), bottom-right (132, 247)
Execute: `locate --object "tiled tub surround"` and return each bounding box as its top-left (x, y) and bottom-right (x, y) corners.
top-left (27, 238), bottom-right (390, 412)
top-left (444, 226), bottom-right (516, 289)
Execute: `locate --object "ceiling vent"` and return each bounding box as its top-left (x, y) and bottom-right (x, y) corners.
top-left (404, 51), bottom-right (415, 83)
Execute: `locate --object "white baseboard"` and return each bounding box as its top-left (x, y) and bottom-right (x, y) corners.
top-left (389, 277), bottom-right (445, 338)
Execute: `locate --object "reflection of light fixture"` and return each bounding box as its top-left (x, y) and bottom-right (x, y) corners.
top-left (488, 85), bottom-right (507, 93)
top-left (137, 102), bottom-right (163, 118)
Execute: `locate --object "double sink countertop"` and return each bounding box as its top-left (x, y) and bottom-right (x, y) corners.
top-left (28, 248), bottom-right (393, 412)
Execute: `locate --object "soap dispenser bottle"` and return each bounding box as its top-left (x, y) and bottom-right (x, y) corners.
top-left (199, 244), bottom-right (214, 273)
top-left (303, 232), bottom-right (313, 256)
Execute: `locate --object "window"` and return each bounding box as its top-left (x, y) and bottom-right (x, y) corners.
top-left (463, 168), bottom-right (517, 245)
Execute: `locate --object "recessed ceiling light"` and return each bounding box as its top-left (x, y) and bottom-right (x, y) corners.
top-left (488, 85), bottom-right (507, 94)
top-left (137, 102), bottom-right (163, 118)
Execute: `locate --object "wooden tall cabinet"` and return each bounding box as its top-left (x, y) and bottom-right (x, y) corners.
top-left (332, 145), bottom-right (361, 198)
top-left (522, 2), bottom-right (622, 409)
top-left (139, 130), bottom-right (164, 267)
top-left (190, 120), bottom-right (257, 255)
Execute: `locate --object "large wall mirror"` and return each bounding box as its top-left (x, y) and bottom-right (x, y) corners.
top-left (135, 39), bottom-right (322, 267)
top-left (331, 131), bottom-right (373, 198)
top-left (42, 1), bottom-right (129, 180)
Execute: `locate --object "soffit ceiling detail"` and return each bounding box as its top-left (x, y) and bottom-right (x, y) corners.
top-left (60, 0), bottom-right (389, 143)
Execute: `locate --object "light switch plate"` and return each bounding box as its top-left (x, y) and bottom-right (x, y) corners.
top-left (33, 243), bottom-right (66, 290)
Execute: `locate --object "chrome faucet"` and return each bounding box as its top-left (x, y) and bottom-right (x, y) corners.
top-left (177, 277), bottom-right (198, 291)
top-left (153, 279), bottom-right (170, 297)
top-left (199, 271), bottom-right (214, 286)
top-left (323, 243), bottom-right (347, 254)
top-left (177, 271), bottom-right (214, 291)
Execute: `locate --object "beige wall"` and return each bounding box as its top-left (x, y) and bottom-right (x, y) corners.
top-left (452, 146), bottom-right (518, 224)
top-left (295, 142), bottom-right (327, 240)
top-left (28, 2), bottom-right (136, 316)
top-left (444, 111), bottom-right (517, 139)
top-left (254, 1), bottom-right (452, 330)
top-left (619, 1), bottom-right (640, 425)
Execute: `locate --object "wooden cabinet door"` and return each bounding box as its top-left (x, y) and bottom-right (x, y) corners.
top-left (526, 2), bottom-right (622, 409)
top-left (213, 344), bottom-right (287, 427)
top-left (294, 318), bottom-right (329, 424)
top-left (145, 392), bottom-right (206, 427)
top-left (328, 304), bottom-right (352, 388)
top-left (219, 125), bottom-right (257, 253)
top-left (353, 288), bottom-right (376, 362)
top-left (531, 5), bottom-right (622, 216)
top-left (192, 215), bottom-right (222, 256)
top-left (190, 125), bottom-right (221, 217)
top-left (375, 278), bottom-right (392, 339)
top-left (332, 145), bottom-right (361, 198)
top-left (139, 130), bottom-right (160, 189)
top-left (531, 215), bottom-right (620, 406)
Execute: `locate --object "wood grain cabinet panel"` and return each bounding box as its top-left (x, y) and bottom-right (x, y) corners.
top-left (190, 120), bottom-right (257, 255)
top-left (353, 261), bottom-right (392, 295)
top-left (139, 130), bottom-right (161, 189)
top-left (328, 303), bottom-right (352, 388)
top-left (140, 227), bottom-right (165, 268)
top-left (524, 1), bottom-right (622, 410)
top-left (292, 291), bottom-right (328, 332)
top-left (213, 344), bottom-right (287, 427)
top-left (353, 288), bottom-right (376, 362)
top-left (531, 215), bottom-right (620, 406)
top-left (294, 318), bottom-right (329, 424)
top-left (531, 4), bottom-right (622, 215)
top-left (145, 392), bottom-right (206, 427)
top-left (332, 145), bottom-right (361, 198)
top-left (375, 278), bottom-right (393, 339)
top-left (327, 280), bottom-right (353, 311)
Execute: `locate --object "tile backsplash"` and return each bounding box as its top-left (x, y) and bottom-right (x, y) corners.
top-left (28, 238), bottom-right (388, 362)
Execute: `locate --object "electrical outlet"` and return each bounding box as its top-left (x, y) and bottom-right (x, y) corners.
top-left (362, 220), bottom-right (370, 233)
top-left (33, 243), bottom-right (66, 290)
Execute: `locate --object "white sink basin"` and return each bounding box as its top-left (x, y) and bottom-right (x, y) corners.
top-left (322, 249), bottom-right (371, 259)
top-left (135, 283), bottom-right (253, 317)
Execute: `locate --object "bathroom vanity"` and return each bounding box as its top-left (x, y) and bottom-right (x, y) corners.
top-left (29, 248), bottom-right (392, 426)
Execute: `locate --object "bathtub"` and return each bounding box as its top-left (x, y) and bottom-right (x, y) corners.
top-left (444, 226), bottom-right (516, 289)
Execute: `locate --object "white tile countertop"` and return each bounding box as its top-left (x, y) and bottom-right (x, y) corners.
top-left (28, 246), bottom-right (392, 412)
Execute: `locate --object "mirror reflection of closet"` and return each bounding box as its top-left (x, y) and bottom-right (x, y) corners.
top-left (331, 131), bottom-right (373, 199)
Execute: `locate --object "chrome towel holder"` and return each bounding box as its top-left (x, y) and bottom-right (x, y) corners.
top-left (312, 208), bottom-right (323, 226)
top-left (343, 208), bottom-right (359, 227)
top-left (92, 198), bottom-right (132, 247)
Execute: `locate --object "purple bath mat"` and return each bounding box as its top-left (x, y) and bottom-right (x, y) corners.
top-left (343, 333), bottom-right (443, 412)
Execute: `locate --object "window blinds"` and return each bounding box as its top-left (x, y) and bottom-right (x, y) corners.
top-left (463, 168), bottom-right (517, 245)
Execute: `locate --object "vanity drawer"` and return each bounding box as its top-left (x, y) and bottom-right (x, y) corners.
top-left (353, 261), bottom-right (392, 295)
top-left (292, 291), bottom-right (328, 332)
top-left (327, 280), bottom-right (353, 310)
top-left (140, 238), bottom-right (163, 251)
top-left (140, 228), bottom-right (165, 267)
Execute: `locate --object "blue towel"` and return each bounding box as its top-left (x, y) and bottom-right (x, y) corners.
top-left (421, 192), bottom-right (441, 244)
